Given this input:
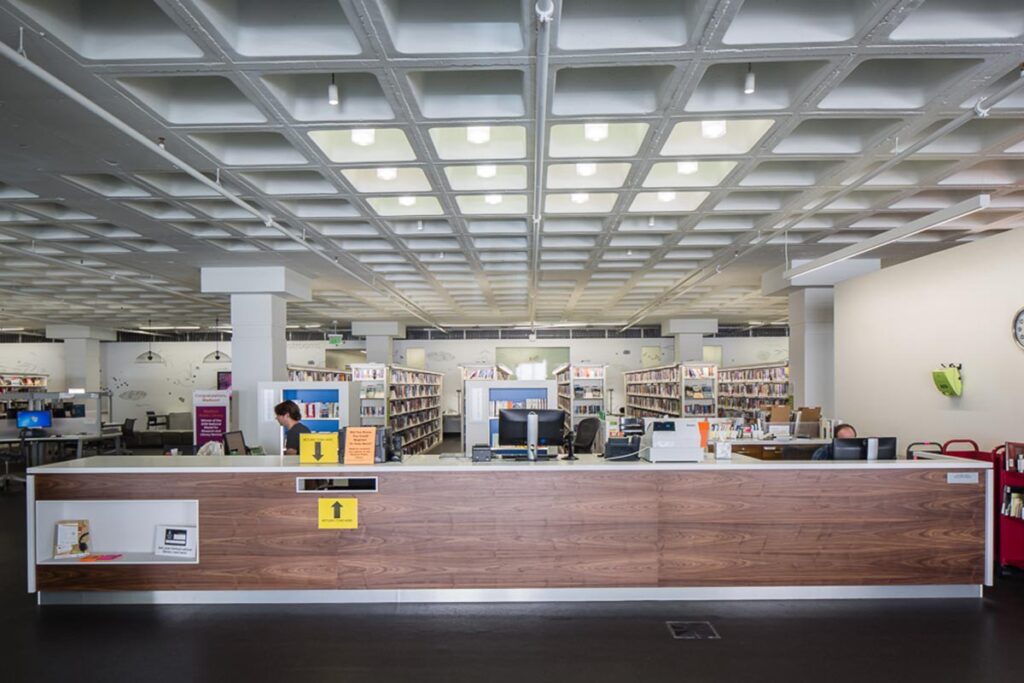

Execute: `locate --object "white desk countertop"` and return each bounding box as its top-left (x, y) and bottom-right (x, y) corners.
top-left (28, 451), bottom-right (990, 475)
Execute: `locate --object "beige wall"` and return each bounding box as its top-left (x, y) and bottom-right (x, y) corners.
top-left (834, 227), bottom-right (1024, 450)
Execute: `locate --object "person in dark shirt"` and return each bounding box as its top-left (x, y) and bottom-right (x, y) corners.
top-left (812, 423), bottom-right (857, 460)
top-left (274, 400), bottom-right (311, 455)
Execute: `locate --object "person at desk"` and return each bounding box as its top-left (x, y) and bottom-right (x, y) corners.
top-left (273, 400), bottom-right (310, 455)
top-left (812, 423), bottom-right (857, 460)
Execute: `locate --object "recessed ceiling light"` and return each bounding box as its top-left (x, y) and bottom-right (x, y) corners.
top-left (575, 162), bottom-right (597, 177)
top-left (570, 192), bottom-right (590, 204)
top-left (676, 161), bottom-right (699, 175)
top-left (476, 164), bottom-right (497, 178)
top-left (466, 126), bottom-right (491, 145)
top-left (647, 216), bottom-right (656, 227)
top-left (416, 219), bottom-right (424, 231)
top-left (328, 73), bottom-right (339, 106)
top-left (398, 195), bottom-right (416, 206)
top-left (351, 128), bottom-right (376, 146)
top-left (484, 194), bottom-right (502, 205)
top-left (657, 191), bottom-right (677, 202)
top-left (583, 123), bottom-right (609, 142)
top-left (376, 167), bottom-right (398, 181)
top-left (700, 120), bottom-right (727, 139)
top-left (744, 64), bottom-right (756, 95)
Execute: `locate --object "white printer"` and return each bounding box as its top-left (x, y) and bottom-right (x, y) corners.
top-left (640, 419), bottom-right (704, 463)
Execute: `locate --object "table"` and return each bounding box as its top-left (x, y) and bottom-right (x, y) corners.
top-left (0, 433), bottom-right (123, 468)
top-left (26, 451), bottom-right (993, 605)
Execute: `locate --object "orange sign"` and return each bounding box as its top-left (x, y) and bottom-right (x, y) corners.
top-left (344, 427), bottom-right (377, 465)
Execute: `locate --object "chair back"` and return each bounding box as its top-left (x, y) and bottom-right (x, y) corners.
top-left (574, 417), bottom-right (601, 452)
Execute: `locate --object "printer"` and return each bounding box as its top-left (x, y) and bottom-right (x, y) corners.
top-left (640, 419), bottom-right (704, 463)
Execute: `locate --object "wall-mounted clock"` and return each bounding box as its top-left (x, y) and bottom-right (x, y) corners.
top-left (1014, 308), bottom-right (1024, 350)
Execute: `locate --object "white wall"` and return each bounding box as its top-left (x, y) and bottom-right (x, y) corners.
top-left (835, 227), bottom-right (1024, 450)
top-left (705, 336), bottom-right (789, 368)
top-left (0, 342), bottom-right (67, 391)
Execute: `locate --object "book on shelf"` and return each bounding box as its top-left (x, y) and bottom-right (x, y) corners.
top-left (294, 401), bottom-right (340, 420)
top-left (573, 366), bottom-right (604, 379)
top-left (390, 369), bottom-right (441, 385)
top-left (489, 398), bottom-right (547, 416)
top-left (1003, 487), bottom-right (1024, 519)
top-left (351, 366), bottom-right (387, 381)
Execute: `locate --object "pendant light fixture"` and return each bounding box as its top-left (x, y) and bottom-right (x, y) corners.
top-left (328, 73), bottom-right (339, 106)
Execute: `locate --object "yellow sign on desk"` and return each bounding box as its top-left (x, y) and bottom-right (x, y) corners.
top-left (300, 432), bottom-right (339, 464)
top-left (317, 498), bottom-right (358, 529)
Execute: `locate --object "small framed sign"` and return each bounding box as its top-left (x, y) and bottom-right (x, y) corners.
top-left (155, 525), bottom-right (197, 559)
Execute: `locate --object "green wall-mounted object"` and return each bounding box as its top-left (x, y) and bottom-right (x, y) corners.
top-left (932, 365), bottom-right (963, 397)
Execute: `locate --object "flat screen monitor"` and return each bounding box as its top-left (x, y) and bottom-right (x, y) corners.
top-left (223, 431), bottom-right (247, 455)
top-left (832, 437), bottom-right (898, 460)
top-left (498, 409), bottom-right (565, 447)
top-left (17, 410), bottom-right (52, 429)
top-left (217, 371), bottom-right (232, 391)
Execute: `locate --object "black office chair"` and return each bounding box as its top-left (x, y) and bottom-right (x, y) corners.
top-left (0, 442), bottom-right (26, 492)
top-left (573, 417), bottom-right (602, 454)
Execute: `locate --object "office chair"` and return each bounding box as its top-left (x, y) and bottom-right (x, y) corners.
top-left (222, 431), bottom-right (250, 455)
top-left (573, 417), bottom-right (602, 454)
top-left (0, 442), bottom-right (26, 492)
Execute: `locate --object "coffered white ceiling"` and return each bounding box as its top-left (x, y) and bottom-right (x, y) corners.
top-left (0, 0), bottom-right (1022, 331)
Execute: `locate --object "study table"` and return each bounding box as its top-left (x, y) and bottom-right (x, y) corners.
top-left (25, 452), bottom-right (993, 605)
top-left (1, 431), bottom-right (123, 468)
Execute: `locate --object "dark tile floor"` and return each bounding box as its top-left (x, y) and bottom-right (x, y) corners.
top-left (3, 488), bottom-right (1024, 683)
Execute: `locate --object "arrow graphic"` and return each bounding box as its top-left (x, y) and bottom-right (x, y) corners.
top-left (332, 501), bottom-right (343, 519)
top-left (314, 443), bottom-right (323, 461)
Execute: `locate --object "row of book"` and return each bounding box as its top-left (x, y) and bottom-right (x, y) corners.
top-left (573, 386), bottom-right (603, 399)
top-left (1004, 452), bottom-right (1024, 473)
top-left (684, 389), bottom-right (714, 400)
top-left (625, 367), bottom-right (679, 383)
top-left (462, 368), bottom-right (499, 380)
top-left (389, 397), bottom-right (440, 415)
top-left (571, 367), bottom-right (604, 379)
top-left (390, 385), bottom-right (440, 399)
top-left (719, 382), bottom-right (789, 397)
top-left (685, 404), bottom-right (717, 416)
top-left (294, 401), bottom-right (340, 419)
top-left (390, 369), bottom-right (441, 386)
top-left (400, 426), bottom-right (440, 454)
top-left (628, 396), bottom-right (681, 415)
top-left (351, 366), bottom-right (387, 381)
top-left (627, 385), bottom-right (682, 400)
top-left (1002, 487), bottom-right (1023, 519)
top-left (360, 405), bottom-right (386, 417)
top-left (575, 404), bottom-right (603, 416)
top-left (287, 369), bottom-right (347, 382)
top-left (719, 366), bottom-right (788, 382)
top-left (392, 409), bottom-right (439, 433)
top-left (684, 366), bottom-right (717, 379)
top-left (360, 386), bottom-right (386, 400)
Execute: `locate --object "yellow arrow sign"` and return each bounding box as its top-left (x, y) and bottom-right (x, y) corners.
top-left (317, 498), bottom-right (358, 529)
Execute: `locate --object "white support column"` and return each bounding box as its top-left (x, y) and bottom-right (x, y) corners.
top-left (788, 288), bottom-right (834, 417)
top-left (45, 325), bottom-right (116, 391)
top-left (661, 318), bottom-right (718, 363)
top-left (352, 322), bottom-right (406, 365)
top-left (201, 267), bottom-right (311, 442)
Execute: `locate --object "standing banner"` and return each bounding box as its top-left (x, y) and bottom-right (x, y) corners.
top-left (193, 390), bottom-right (231, 447)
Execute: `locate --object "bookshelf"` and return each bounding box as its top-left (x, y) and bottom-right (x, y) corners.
top-left (388, 365), bottom-right (443, 455)
top-left (0, 372), bottom-right (47, 391)
top-left (287, 365), bottom-right (351, 382)
top-left (349, 363), bottom-right (388, 427)
top-left (459, 364), bottom-right (514, 381)
top-left (1000, 442), bottom-right (1024, 573)
top-left (554, 363), bottom-right (606, 428)
top-left (623, 363), bottom-right (718, 419)
top-left (717, 363), bottom-right (790, 419)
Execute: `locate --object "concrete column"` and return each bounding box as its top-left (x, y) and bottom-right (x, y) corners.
top-left (661, 318), bottom-right (718, 363)
top-left (788, 288), bottom-right (834, 417)
top-left (45, 325), bottom-right (116, 391)
top-left (201, 267), bottom-right (311, 443)
top-left (352, 322), bottom-right (406, 365)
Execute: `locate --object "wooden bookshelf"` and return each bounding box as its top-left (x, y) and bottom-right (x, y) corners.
top-left (623, 363), bottom-right (717, 419)
top-left (388, 365), bottom-right (443, 455)
top-left (717, 363), bottom-right (790, 419)
top-left (554, 363), bottom-right (606, 427)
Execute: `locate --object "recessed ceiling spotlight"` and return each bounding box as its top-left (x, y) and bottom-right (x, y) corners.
top-left (700, 120), bottom-right (727, 139)
top-left (657, 191), bottom-right (677, 202)
top-left (475, 164), bottom-right (497, 178)
top-left (583, 123), bottom-right (609, 142)
top-left (484, 194), bottom-right (502, 205)
top-left (570, 192), bottom-right (590, 204)
top-left (351, 128), bottom-right (375, 146)
top-left (627, 249), bottom-right (633, 256)
top-left (676, 161), bottom-right (699, 175)
top-left (744, 63), bottom-right (756, 95)
top-left (328, 73), bottom-right (339, 106)
top-left (376, 167), bottom-right (398, 181)
top-left (575, 162), bottom-right (597, 177)
top-left (438, 252), bottom-right (445, 259)
top-left (647, 216), bottom-right (656, 228)
top-left (466, 126), bottom-right (491, 145)
top-left (398, 195), bottom-right (416, 206)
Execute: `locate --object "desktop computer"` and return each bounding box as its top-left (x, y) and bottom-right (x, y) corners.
top-left (497, 409), bottom-right (565, 460)
top-left (833, 437), bottom-right (897, 460)
top-left (16, 410), bottom-right (52, 437)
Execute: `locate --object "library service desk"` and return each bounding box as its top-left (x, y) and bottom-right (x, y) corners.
top-left (26, 452), bottom-right (993, 605)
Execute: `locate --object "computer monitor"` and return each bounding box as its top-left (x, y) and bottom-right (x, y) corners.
top-left (17, 410), bottom-right (52, 430)
top-left (832, 437), bottom-right (898, 460)
top-left (222, 431), bottom-right (248, 455)
top-left (498, 409), bottom-right (565, 447)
